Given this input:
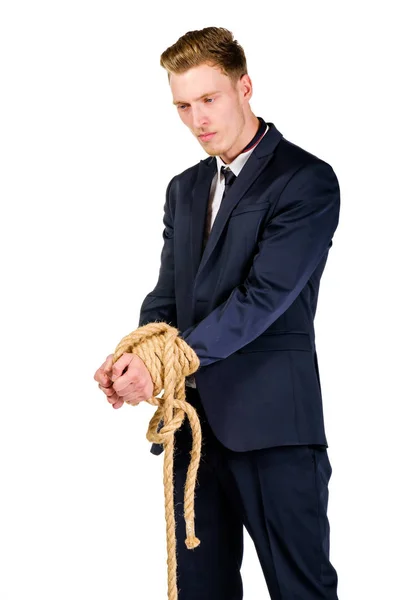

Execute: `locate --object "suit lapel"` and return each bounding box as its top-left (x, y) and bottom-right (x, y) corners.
top-left (190, 157), bottom-right (217, 285)
top-left (190, 122), bottom-right (284, 286)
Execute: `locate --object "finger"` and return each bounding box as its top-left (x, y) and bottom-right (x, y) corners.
top-left (94, 355), bottom-right (114, 385)
top-left (114, 381), bottom-right (142, 398)
top-left (99, 370), bottom-right (113, 388)
top-left (112, 399), bottom-right (124, 409)
top-left (113, 370), bottom-right (143, 394)
top-left (124, 395), bottom-right (142, 406)
top-left (111, 353), bottom-right (134, 382)
top-left (122, 386), bottom-right (147, 405)
top-left (94, 365), bottom-right (107, 384)
top-left (98, 383), bottom-right (116, 397)
top-left (101, 354), bottom-right (115, 386)
top-left (97, 381), bottom-right (120, 404)
top-left (103, 354), bottom-right (114, 375)
top-left (106, 390), bottom-right (121, 405)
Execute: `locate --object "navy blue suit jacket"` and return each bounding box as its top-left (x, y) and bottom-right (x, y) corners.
top-left (138, 122), bottom-right (340, 455)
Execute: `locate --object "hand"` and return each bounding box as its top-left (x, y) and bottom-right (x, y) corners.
top-left (110, 352), bottom-right (155, 406)
top-left (94, 354), bottom-right (124, 409)
top-left (94, 352), bottom-right (154, 409)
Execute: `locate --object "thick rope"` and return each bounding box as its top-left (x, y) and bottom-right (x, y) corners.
top-left (110, 322), bottom-right (202, 600)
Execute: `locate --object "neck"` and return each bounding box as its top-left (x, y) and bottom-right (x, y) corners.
top-left (219, 113), bottom-right (260, 164)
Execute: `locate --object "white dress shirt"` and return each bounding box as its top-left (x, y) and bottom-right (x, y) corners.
top-left (186, 124), bottom-right (269, 388)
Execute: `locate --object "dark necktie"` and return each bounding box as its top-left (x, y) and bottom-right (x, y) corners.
top-left (220, 165), bottom-right (236, 202)
top-left (201, 166), bottom-right (237, 254)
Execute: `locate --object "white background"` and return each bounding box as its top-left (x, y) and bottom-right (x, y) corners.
top-left (1, 1), bottom-right (399, 598)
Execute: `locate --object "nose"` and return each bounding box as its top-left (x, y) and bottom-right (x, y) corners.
top-left (191, 105), bottom-right (209, 131)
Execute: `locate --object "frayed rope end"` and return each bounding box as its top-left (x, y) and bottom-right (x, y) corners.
top-left (185, 536), bottom-right (201, 550)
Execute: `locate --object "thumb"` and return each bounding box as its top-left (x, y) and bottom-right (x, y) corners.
top-left (103, 354), bottom-right (114, 374)
top-left (111, 352), bottom-right (134, 381)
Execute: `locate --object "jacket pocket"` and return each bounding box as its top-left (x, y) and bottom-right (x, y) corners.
top-left (230, 199), bottom-right (271, 217)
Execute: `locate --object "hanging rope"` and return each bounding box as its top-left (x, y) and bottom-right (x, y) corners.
top-left (110, 321), bottom-right (202, 600)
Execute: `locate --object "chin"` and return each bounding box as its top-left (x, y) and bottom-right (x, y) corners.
top-left (203, 148), bottom-right (220, 157)
top-left (199, 140), bottom-right (220, 154)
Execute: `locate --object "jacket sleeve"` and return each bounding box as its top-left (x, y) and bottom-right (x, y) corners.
top-left (180, 162), bottom-right (340, 367)
top-left (138, 176), bottom-right (178, 328)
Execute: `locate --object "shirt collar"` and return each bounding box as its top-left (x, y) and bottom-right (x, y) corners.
top-left (216, 117), bottom-right (269, 178)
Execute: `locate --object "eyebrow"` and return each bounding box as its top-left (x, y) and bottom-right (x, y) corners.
top-left (172, 91), bottom-right (221, 106)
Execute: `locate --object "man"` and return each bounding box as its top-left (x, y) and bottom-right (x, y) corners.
top-left (94, 27), bottom-right (340, 599)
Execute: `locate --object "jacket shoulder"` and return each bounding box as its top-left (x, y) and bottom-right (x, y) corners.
top-left (277, 137), bottom-right (338, 179)
top-left (166, 158), bottom-right (212, 210)
top-left (172, 156), bottom-right (213, 184)
top-left (175, 160), bottom-right (201, 179)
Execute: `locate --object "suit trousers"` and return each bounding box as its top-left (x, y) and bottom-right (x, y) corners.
top-left (172, 387), bottom-right (339, 599)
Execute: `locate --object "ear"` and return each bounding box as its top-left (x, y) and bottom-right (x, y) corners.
top-left (238, 73), bottom-right (253, 103)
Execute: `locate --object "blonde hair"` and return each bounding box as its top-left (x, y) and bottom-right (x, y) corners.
top-left (160, 26), bottom-right (248, 85)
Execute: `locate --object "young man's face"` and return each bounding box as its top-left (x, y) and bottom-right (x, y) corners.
top-left (170, 63), bottom-right (252, 160)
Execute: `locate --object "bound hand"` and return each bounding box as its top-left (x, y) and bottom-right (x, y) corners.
top-left (94, 353), bottom-right (154, 409)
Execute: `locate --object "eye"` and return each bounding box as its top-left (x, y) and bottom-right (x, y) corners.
top-left (205, 98), bottom-right (214, 103)
top-left (178, 105), bottom-right (187, 111)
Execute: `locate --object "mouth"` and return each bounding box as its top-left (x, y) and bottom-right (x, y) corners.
top-left (198, 132), bottom-right (216, 142)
